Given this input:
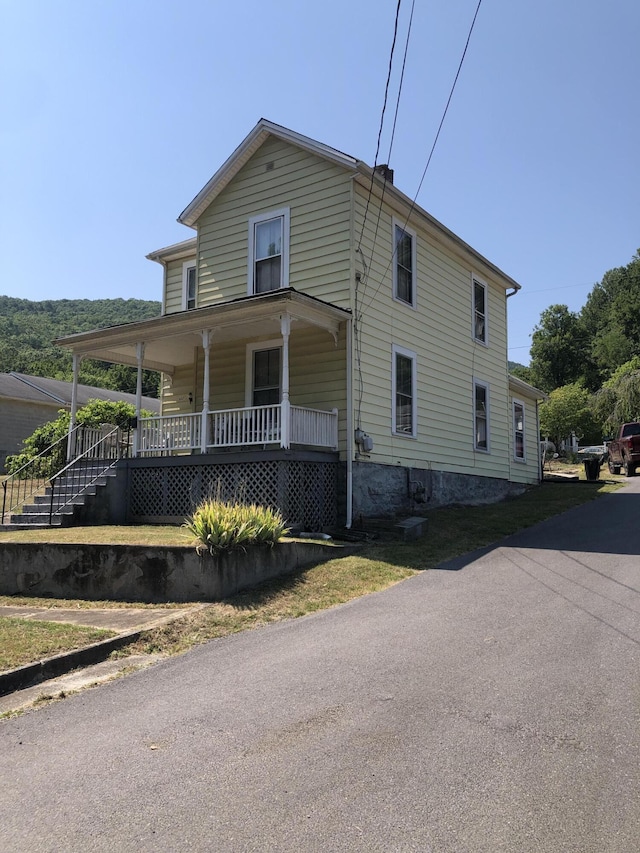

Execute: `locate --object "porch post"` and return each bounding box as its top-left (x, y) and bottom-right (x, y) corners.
top-left (66, 352), bottom-right (81, 462)
top-left (201, 330), bottom-right (211, 453)
top-left (346, 318), bottom-right (353, 528)
top-left (280, 314), bottom-right (291, 449)
top-left (133, 342), bottom-right (145, 456)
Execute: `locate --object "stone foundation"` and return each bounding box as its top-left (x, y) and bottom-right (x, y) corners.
top-left (351, 461), bottom-right (526, 518)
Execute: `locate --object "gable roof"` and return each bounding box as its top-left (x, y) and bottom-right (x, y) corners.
top-left (178, 118), bottom-right (358, 228)
top-left (176, 118), bottom-right (521, 293)
top-left (0, 373), bottom-right (160, 412)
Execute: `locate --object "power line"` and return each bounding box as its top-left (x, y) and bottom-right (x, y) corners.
top-left (360, 0), bottom-right (484, 318)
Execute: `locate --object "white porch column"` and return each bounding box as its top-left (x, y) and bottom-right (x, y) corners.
top-left (346, 318), bottom-right (353, 528)
top-left (133, 342), bottom-right (145, 456)
top-left (66, 353), bottom-right (81, 461)
top-left (280, 314), bottom-right (291, 449)
top-left (201, 330), bottom-right (211, 452)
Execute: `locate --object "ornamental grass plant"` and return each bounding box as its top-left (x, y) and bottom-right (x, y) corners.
top-left (183, 499), bottom-right (289, 555)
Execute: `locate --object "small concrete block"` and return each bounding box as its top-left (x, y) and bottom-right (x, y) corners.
top-left (394, 516), bottom-right (428, 541)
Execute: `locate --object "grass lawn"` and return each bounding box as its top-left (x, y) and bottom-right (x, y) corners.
top-left (0, 476), bottom-right (623, 669)
top-left (0, 618), bottom-right (114, 671)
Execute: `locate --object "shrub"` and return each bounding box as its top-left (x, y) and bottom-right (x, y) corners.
top-left (184, 499), bottom-right (289, 555)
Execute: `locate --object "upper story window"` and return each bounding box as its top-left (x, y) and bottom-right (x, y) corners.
top-left (393, 219), bottom-right (416, 308)
top-left (474, 379), bottom-right (490, 452)
top-left (513, 400), bottom-right (525, 461)
top-left (182, 261), bottom-right (196, 310)
top-left (392, 344), bottom-right (417, 438)
top-left (248, 208), bottom-right (290, 294)
top-left (473, 276), bottom-right (488, 344)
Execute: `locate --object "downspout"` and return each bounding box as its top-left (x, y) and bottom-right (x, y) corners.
top-left (66, 352), bottom-right (81, 462)
top-left (346, 318), bottom-right (353, 528)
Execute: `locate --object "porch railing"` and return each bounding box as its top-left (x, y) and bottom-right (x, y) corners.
top-left (137, 404), bottom-right (338, 456)
top-left (209, 404), bottom-right (281, 449)
top-left (291, 406), bottom-right (338, 449)
top-left (138, 413), bottom-right (202, 455)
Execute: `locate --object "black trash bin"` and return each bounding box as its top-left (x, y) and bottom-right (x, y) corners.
top-left (583, 457), bottom-right (600, 481)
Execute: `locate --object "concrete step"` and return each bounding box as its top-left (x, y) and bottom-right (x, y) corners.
top-left (9, 512), bottom-right (67, 526)
top-left (34, 488), bottom-right (98, 505)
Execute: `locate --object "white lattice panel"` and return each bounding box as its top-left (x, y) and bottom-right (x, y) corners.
top-left (129, 460), bottom-right (337, 529)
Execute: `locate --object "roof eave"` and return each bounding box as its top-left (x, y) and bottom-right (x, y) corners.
top-left (178, 118), bottom-right (358, 228)
top-left (353, 165), bottom-right (522, 293)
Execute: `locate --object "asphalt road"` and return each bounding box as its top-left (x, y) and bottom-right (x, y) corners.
top-left (2, 480), bottom-right (639, 852)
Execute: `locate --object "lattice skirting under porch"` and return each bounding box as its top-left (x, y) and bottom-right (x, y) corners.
top-left (127, 456), bottom-right (338, 530)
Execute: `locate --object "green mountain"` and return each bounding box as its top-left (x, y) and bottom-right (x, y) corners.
top-left (0, 295), bottom-right (162, 397)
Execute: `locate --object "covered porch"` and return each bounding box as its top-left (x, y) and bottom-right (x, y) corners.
top-left (56, 287), bottom-right (351, 465)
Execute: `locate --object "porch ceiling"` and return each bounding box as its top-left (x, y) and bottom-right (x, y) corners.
top-left (55, 289), bottom-right (351, 375)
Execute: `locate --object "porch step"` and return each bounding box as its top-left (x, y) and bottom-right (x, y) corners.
top-left (8, 512), bottom-right (69, 526)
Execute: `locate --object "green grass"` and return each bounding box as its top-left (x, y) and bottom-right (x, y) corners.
top-left (0, 478), bottom-right (622, 669)
top-left (0, 618), bottom-right (114, 670)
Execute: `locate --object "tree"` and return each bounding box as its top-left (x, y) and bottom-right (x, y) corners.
top-left (5, 399), bottom-right (153, 475)
top-left (529, 305), bottom-right (589, 393)
top-left (581, 250), bottom-right (640, 379)
top-left (591, 358), bottom-right (640, 436)
top-left (539, 383), bottom-right (598, 449)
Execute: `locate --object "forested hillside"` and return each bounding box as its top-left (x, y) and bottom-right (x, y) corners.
top-left (513, 250), bottom-right (640, 445)
top-left (0, 296), bottom-right (162, 397)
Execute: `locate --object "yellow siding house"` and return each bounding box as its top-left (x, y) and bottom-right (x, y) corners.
top-left (57, 120), bottom-right (545, 529)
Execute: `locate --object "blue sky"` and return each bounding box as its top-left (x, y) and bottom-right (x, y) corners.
top-left (1, 0), bottom-right (639, 365)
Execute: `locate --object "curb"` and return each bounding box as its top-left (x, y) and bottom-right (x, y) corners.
top-left (0, 606), bottom-right (207, 697)
top-left (0, 629), bottom-right (145, 697)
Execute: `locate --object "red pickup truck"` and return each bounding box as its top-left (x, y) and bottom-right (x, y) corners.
top-left (607, 422), bottom-right (640, 476)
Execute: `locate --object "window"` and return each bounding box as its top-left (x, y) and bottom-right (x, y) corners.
top-left (245, 340), bottom-right (282, 407)
top-left (248, 208), bottom-right (290, 294)
top-left (392, 219), bottom-right (416, 307)
top-left (473, 276), bottom-right (488, 344)
top-left (182, 261), bottom-right (196, 310)
top-left (392, 345), bottom-right (417, 437)
top-left (513, 400), bottom-right (525, 461)
top-left (474, 380), bottom-right (490, 452)
top-left (252, 348), bottom-right (281, 405)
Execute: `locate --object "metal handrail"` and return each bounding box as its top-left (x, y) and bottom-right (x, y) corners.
top-left (1, 425), bottom-right (84, 523)
top-left (47, 426), bottom-right (132, 525)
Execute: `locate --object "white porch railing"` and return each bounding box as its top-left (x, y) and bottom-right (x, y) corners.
top-left (291, 406), bottom-right (338, 449)
top-left (137, 405), bottom-right (338, 456)
top-left (139, 413), bottom-right (202, 456)
top-left (209, 404), bottom-right (281, 449)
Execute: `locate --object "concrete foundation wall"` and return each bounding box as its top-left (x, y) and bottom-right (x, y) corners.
top-left (351, 460), bottom-right (526, 518)
top-left (0, 541), bottom-right (339, 603)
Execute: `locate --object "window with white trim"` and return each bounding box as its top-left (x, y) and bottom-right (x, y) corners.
top-left (474, 380), bottom-right (490, 452)
top-left (245, 340), bottom-right (282, 407)
top-left (392, 345), bottom-right (417, 437)
top-left (182, 261), bottom-right (196, 310)
top-left (473, 276), bottom-right (488, 344)
top-left (392, 219), bottom-right (416, 307)
top-left (513, 400), bottom-right (525, 461)
top-left (248, 208), bottom-right (290, 294)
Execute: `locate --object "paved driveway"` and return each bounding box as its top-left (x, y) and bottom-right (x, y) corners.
top-left (1, 481), bottom-right (639, 852)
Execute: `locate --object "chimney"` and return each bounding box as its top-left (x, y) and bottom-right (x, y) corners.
top-left (374, 164), bottom-right (394, 184)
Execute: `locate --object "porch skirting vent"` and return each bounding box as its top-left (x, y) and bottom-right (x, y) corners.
top-left (126, 455), bottom-right (338, 530)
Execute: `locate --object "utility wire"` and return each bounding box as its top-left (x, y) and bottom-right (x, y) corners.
top-left (360, 0), bottom-right (416, 307)
top-left (354, 0), bottom-right (404, 429)
top-left (360, 0), bottom-right (484, 318)
top-left (355, 0), bottom-right (403, 255)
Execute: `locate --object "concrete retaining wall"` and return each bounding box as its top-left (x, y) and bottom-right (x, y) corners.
top-left (0, 541), bottom-right (340, 603)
